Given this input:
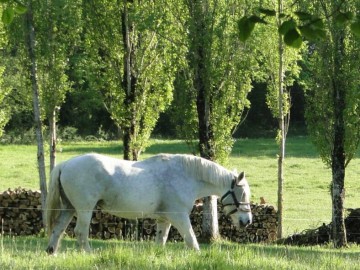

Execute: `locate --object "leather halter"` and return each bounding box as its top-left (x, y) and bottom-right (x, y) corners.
top-left (220, 179), bottom-right (251, 216)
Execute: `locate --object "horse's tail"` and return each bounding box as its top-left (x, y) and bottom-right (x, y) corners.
top-left (45, 163), bottom-right (63, 237)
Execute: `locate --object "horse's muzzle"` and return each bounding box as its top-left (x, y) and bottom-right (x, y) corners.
top-left (239, 214), bottom-right (252, 228)
top-left (241, 219), bottom-right (252, 228)
top-left (46, 246), bottom-right (54, 255)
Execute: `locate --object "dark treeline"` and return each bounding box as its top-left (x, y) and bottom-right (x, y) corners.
top-left (154, 82), bottom-right (306, 138)
top-left (4, 80), bottom-right (306, 139)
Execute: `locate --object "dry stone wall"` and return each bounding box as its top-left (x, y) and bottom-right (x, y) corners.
top-left (0, 188), bottom-right (278, 243)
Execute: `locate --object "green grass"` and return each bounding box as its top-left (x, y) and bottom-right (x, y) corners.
top-left (0, 137), bottom-right (359, 236)
top-left (1, 236), bottom-right (360, 269)
top-left (1, 137), bottom-right (360, 268)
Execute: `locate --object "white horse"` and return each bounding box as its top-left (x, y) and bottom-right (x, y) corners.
top-left (45, 153), bottom-right (252, 254)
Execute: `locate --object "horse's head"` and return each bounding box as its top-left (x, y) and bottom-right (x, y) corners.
top-left (220, 172), bottom-right (252, 228)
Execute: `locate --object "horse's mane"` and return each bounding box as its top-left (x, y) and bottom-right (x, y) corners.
top-left (175, 154), bottom-right (235, 187)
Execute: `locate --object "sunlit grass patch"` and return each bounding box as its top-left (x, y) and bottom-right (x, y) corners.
top-left (1, 236), bottom-right (360, 269)
top-left (1, 137), bottom-right (359, 237)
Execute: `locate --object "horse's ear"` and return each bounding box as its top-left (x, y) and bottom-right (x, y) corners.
top-left (237, 171), bottom-right (245, 185)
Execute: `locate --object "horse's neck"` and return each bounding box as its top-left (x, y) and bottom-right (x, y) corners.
top-left (196, 179), bottom-right (230, 199)
top-left (181, 155), bottom-right (233, 198)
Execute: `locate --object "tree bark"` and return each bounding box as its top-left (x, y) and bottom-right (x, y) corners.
top-left (49, 108), bottom-right (56, 173)
top-left (276, 0), bottom-right (286, 239)
top-left (331, 28), bottom-right (347, 248)
top-left (201, 196), bottom-right (219, 243)
top-left (25, 2), bottom-right (47, 225)
top-left (188, 0), bottom-right (219, 242)
top-left (121, 0), bottom-right (138, 161)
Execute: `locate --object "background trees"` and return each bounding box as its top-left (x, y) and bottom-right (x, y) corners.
top-left (183, 0), bottom-right (258, 241)
top-left (0, 7), bottom-right (9, 137)
top-left (0, 0), bottom-right (359, 248)
top-left (35, 0), bottom-right (82, 172)
top-left (304, 0), bottom-right (360, 247)
top-left (82, 0), bottom-right (177, 160)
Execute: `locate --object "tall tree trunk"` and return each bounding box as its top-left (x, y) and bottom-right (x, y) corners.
top-left (25, 2), bottom-right (47, 225)
top-left (331, 28), bottom-right (347, 248)
top-left (276, 0), bottom-right (286, 239)
top-left (121, 0), bottom-right (137, 161)
top-left (190, 0), bottom-right (219, 242)
top-left (196, 65), bottom-right (218, 241)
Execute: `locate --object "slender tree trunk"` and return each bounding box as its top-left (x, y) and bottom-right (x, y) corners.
top-left (121, 0), bottom-right (137, 161)
top-left (331, 28), bottom-right (347, 248)
top-left (276, 0), bottom-right (286, 239)
top-left (25, 2), bottom-right (47, 225)
top-left (197, 65), bottom-right (218, 241)
top-left (189, 0), bottom-right (219, 242)
top-left (49, 108), bottom-right (56, 173)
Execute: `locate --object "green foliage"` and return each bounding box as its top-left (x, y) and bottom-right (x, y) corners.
top-left (2, 0), bottom-right (82, 142)
top-left (34, 1), bottom-right (82, 120)
top-left (0, 8), bottom-right (10, 137)
top-left (237, 4), bottom-right (360, 48)
top-left (1, 7), bottom-right (14, 24)
top-left (82, 1), bottom-right (178, 157)
top-left (250, 1), bottom-right (302, 122)
top-left (0, 64), bottom-right (10, 137)
top-left (1, 1), bottom-right (26, 25)
top-left (170, 70), bottom-right (198, 144)
top-left (350, 16), bottom-right (360, 37)
top-left (303, 1), bottom-right (360, 168)
top-left (185, 0), bottom-right (257, 164)
top-left (238, 16), bottom-right (256, 42)
top-left (283, 28), bottom-right (302, 48)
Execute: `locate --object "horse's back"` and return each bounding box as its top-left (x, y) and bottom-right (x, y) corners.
top-left (58, 154), bottom-right (130, 205)
top-left (58, 154), bottom-right (168, 215)
top-left (57, 153), bottom-right (198, 218)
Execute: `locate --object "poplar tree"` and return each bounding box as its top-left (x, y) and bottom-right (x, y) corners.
top-left (184, 0), bottom-right (256, 241)
top-left (304, 0), bottom-right (360, 247)
top-left (83, 0), bottom-right (176, 160)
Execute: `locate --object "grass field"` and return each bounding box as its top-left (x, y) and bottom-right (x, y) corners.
top-left (1, 137), bottom-right (360, 269)
top-left (1, 236), bottom-right (360, 269)
top-left (1, 137), bottom-right (359, 235)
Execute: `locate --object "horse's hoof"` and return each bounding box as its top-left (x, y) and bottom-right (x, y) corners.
top-left (46, 246), bottom-right (54, 255)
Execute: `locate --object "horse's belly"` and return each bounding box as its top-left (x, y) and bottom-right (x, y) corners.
top-left (100, 190), bottom-right (163, 219)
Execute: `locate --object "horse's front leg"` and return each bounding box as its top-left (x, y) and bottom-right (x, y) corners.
top-left (168, 213), bottom-right (200, 251)
top-left (156, 221), bottom-right (171, 246)
top-left (46, 207), bottom-right (75, 255)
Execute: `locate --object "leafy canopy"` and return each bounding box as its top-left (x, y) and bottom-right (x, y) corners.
top-left (238, 8), bottom-right (360, 48)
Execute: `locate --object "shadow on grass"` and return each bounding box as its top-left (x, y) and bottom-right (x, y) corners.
top-left (232, 137), bottom-right (320, 158)
top-left (60, 142), bottom-right (123, 156)
top-left (60, 140), bottom-right (194, 157)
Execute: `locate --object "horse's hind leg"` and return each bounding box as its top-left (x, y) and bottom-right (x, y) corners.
top-left (155, 221), bottom-right (171, 246)
top-left (46, 208), bottom-right (75, 254)
top-left (74, 210), bottom-right (93, 252)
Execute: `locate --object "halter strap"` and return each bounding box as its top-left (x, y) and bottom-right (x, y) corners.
top-left (220, 179), bottom-right (251, 216)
